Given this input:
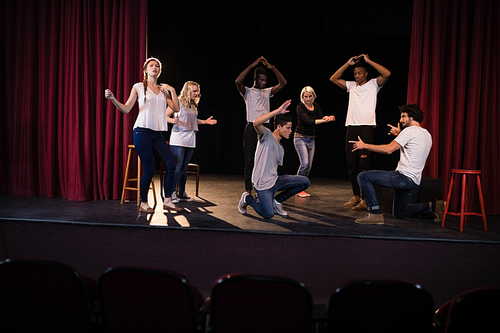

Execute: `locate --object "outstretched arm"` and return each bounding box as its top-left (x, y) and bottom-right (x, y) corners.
top-left (235, 57), bottom-right (263, 95)
top-left (349, 136), bottom-right (400, 154)
top-left (254, 100), bottom-right (291, 137)
top-left (262, 58), bottom-right (287, 95)
top-left (360, 54), bottom-right (391, 87)
top-left (197, 116), bottom-right (217, 125)
top-left (104, 87), bottom-right (138, 114)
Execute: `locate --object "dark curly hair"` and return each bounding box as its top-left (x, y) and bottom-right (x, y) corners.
top-left (400, 104), bottom-right (425, 123)
top-left (274, 114), bottom-right (292, 129)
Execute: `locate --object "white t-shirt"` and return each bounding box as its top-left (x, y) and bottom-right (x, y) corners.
top-left (242, 87), bottom-right (273, 122)
top-left (169, 103), bottom-right (198, 148)
top-left (345, 78), bottom-right (381, 126)
top-left (132, 82), bottom-right (169, 131)
top-left (394, 126), bottom-right (432, 185)
top-left (252, 128), bottom-right (284, 190)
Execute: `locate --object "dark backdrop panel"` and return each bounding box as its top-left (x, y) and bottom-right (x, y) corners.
top-left (147, 2), bottom-right (413, 177)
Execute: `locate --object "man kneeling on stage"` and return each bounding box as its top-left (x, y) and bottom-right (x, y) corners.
top-left (238, 100), bottom-right (310, 218)
top-left (349, 104), bottom-right (445, 225)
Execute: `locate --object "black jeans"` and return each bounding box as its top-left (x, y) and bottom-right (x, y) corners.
top-left (345, 125), bottom-right (373, 197)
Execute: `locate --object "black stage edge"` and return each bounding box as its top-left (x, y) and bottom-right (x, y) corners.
top-left (1, 175), bottom-right (499, 308)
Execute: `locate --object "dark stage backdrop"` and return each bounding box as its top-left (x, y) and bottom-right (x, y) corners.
top-left (147, 2), bottom-right (412, 178)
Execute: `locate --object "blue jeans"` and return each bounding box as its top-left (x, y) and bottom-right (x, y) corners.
top-left (171, 145), bottom-right (195, 195)
top-left (133, 127), bottom-right (175, 202)
top-left (294, 137), bottom-right (315, 177)
top-left (246, 175), bottom-right (310, 219)
top-left (357, 170), bottom-right (431, 219)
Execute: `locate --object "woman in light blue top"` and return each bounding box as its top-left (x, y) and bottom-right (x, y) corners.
top-left (169, 81), bottom-right (217, 202)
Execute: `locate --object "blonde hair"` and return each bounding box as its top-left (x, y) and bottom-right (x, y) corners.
top-left (142, 57), bottom-right (163, 102)
top-left (178, 81), bottom-right (201, 115)
top-left (300, 86), bottom-right (317, 104)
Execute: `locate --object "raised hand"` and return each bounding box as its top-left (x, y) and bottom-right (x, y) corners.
top-left (348, 56), bottom-right (362, 66)
top-left (387, 123), bottom-right (401, 136)
top-left (277, 100), bottom-right (291, 114)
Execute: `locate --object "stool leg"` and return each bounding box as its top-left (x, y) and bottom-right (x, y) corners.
top-left (460, 173), bottom-right (466, 232)
top-left (442, 173), bottom-right (455, 228)
top-left (476, 175), bottom-right (488, 231)
top-left (195, 167), bottom-right (200, 196)
top-left (137, 155), bottom-right (141, 206)
top-left (121, 148), bottom-right (133, 204)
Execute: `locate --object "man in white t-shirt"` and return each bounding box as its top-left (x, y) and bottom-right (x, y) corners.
top-left (330, 54), bottom-right (391, 211)
top-left (237, 100), bottom-right (310, 219)
top-left (236, 57), bottom-right (287, 195)
top-left (349, 104), bottom-right (445, 225)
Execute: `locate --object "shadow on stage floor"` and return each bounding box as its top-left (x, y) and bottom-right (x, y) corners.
top-left (1, 174), bottom-right (498, 244)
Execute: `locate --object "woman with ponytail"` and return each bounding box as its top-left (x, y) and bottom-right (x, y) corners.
top-left (105, 57), bottom-right (182, 213)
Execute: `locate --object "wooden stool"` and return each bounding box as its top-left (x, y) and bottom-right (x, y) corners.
top-left (160, 163), bottom-right (200, 200)
top-left (441, 169), bottom-right (487, 232)
top-left (187, 163), bottom-right (200, 196)
top-left (120, 144), bottom-right (157, 206)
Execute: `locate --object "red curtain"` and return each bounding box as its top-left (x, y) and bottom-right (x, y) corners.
top-left (408, 0), bottom-right (500, 215)
top-left (1, 0), bottom-right (146, 200)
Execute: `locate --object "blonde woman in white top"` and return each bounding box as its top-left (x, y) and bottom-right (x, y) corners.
top-left (169, 81), bottom-right (216, 202)
top-left (105, 57), bottom-right (182, 213)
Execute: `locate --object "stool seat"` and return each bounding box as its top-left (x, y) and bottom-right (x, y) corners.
top-left (451, 169), bottom-right (481, 175)
top-left (442, 169), bottom-right (487, 232)
top-left (121, 144), bottom-right (157, 206)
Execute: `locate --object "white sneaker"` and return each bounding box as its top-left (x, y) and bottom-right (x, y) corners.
top-left (171, 192), bottom-right (179, 204)
top-left (273, 199), bottom-right (288, 216)
top-left (238, 192), bottom-right (249, 214)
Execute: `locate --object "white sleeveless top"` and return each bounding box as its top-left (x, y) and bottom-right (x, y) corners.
top-left (132, 82), bottom-right (169, 131)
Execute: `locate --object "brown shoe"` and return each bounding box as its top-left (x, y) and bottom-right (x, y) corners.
top-left (352, 199), bottom-right (368, 211)
top-left (433, 200), bottom-right (446, 222)
top-left (139, 206), bottom-right (155, 214)
top-left (355, 213), bottom-right (385, 225)
top-left (163, 204), bottom-right (183, 212)
top-left (344, 196), bottom-right (361, 207)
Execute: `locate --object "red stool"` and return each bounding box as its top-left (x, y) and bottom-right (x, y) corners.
top-left (441, 169), bottom-right (487, 232)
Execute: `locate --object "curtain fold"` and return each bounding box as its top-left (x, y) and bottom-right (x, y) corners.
top-left (408, 0), bottom-right (500, 214)
top-left (1, 0), bottom-right (147, 201)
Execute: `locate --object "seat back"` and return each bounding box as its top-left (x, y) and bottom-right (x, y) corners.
top-left (445, 287), bottom-right (500, 333)
top-left (208, 274), bottom-right (313, 333)
top-left (0, 259), bottom-right (92, 332)
top-left (98, 266), bottom-right (199, 333)
top-left (327, 280), bottom-right (435, 333)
